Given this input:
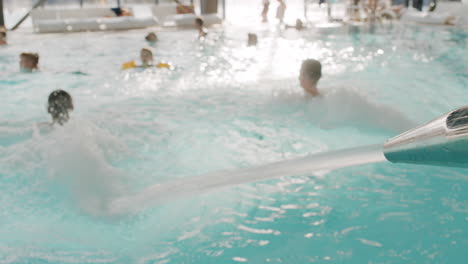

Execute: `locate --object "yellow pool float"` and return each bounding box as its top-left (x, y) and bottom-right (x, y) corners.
top-left (156, 62), bottom-right (171, 69)
top-left (122, 61), bottom-right (173, 70)
top-left (122, 60), bottom-right (137, 70)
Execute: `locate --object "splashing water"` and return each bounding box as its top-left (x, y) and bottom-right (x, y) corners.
top-left (1, 22), bottom-right (467, 264)
top-left (110, 144), bottom-right (386, 215)
top-left (15, 118), bottom-right (386, 217)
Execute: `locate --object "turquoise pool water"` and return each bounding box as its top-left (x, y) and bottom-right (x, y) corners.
top-left (0, 23), bottom-right (467, 263)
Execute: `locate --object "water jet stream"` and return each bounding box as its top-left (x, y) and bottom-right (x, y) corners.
top-left (110, 144), bottom-right (385, 214)
top-left (110, 106), bottom-right (468, 215)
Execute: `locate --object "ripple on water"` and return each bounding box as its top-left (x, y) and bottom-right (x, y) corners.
top-left (1, 22), bottom-right (468, 264)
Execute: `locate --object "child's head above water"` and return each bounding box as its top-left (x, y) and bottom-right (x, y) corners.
top-left (0, 31), bottom-right (6, 45)
top-left (145, 32), bottom-right (158, 43)
top-left (140, 48), bottom-right (154, 67)
top-left (247, 33), bottom-right (258, 46)
top-left (195, 17), bottom-right (204, 29)
top-left (300, 59), bottom-right (322, 82)
top-left (195, 18), bottom-right (207, 38)
top-left (20, 52), bottom-right (39, 72)
top-left (300, 59), bottom-right (322, 96)
top-left (295, 19), bottom-right (304, 30)
top-left (48, 90), bottom-right (74, 125)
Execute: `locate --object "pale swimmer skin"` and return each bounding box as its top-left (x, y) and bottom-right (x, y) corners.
top-left (247, 33), bottom-right (258, 46)
top-left (145, 32), bottom-right (158, 43)
top-left (0, 31), bottom-right (7, 45)
top-left (19, 52), bottom-right (88, 75)
top-left (299, 59), bottom-right (322, 97)
top-left (285, 19), bottom-right (305, 30)
top-left (121, 47), bottom-right (172, 70)
top-left (140, 48), bottom-right (154, 68)
top-left (20, 52), bottom-right (39, 73)
top-left (195, 17), bottom-right (208, 38)
top-left (121, 48), bottom-right (155, 69)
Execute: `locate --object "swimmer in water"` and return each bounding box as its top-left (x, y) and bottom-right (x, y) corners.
top-left (299, 59), bottom-right (322, 97)
top-left (294, 19), bottom-right (305, 30)
top-left (140, 48), bottom-right (154, 68)
top-left (20, 52), bottom-right (39, 72)
top-left (0, 31), bottom-right (7, 45)
top-left (195, 18), bottom-right (207, 38)
top-left (286, 19), bottom-right (305, 30)
top-left (47, 90), bottom-right (74, 126)
top-left (122, 48), bottom-right (173, 70)
top-left (247, 33), bottom-right (258, 46)
top-left (145, 32), bottom-right (158, 43)
top-left (298, 59), bottom-right (416, 132)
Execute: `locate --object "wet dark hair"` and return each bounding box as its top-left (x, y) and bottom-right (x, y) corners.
top-left (141, 47), bottom-right (153, 57)
top-left (195, 17), bottom-right (204, 27)
top-left (47, 90), bottom-right (73, 125)
top-left (145, 32), bottom-right (157, 41)
top-left (20, 52), bottom-right (39, 67)
top-left (301, 59), bottom-right (322, 81)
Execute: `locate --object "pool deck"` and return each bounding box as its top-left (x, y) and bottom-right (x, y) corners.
top-left (2, 1), bottom-right (468, 34)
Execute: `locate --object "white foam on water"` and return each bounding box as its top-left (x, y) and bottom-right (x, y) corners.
top-left (2, 116), bottom-right (387, 217)
top-left (1, 86), bottom-right (404, 218)
top-left (35, 119), bottom-right (129, 216)
top-left (109, 144), bottom-right (386, 215)
top-left (306, 88), bottom-right (418, 133)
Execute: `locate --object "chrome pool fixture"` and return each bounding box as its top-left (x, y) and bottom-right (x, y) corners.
top-left (384, 106), bottom-right (468, 168)
top-left (111, 106), bottom-right (468, 215)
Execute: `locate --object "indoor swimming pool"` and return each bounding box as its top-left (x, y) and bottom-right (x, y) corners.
top-left (0, 23), bottom-right (467, 263)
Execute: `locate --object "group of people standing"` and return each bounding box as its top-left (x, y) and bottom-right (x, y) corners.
top-left (261, 0), bottom-right (287, 23)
